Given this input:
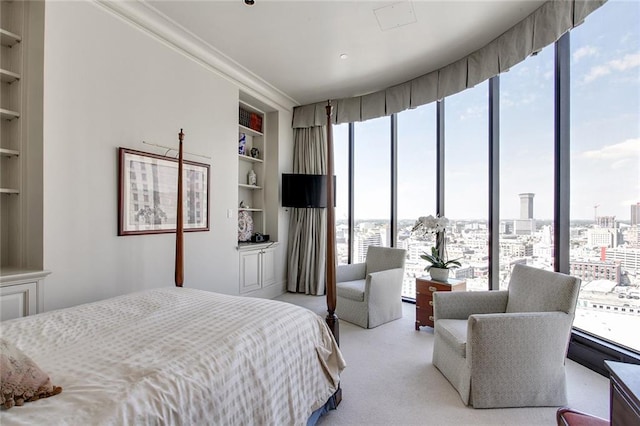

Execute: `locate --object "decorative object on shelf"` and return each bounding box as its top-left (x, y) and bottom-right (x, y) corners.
top-left (238, 210), bottom-right (253, 242)
top-left (250, 147), bottom-right (259, 159)
top-left (239, 107), bottom-right (251, 128)
top-left (247, 169), bottom-right (257, 186)
top-left (411, 215), bottom-right (461, 278)
top-left (118, 148), bottom-right (210, 236)
top-left (238, 133), bottom-right (246, 155)
top-left (239, 200), bottom-right (248, 209)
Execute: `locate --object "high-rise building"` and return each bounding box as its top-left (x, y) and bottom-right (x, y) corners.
top-left (631, 202), bottom-right (640, 226)
top-left (596, 216), bottom-right (616, 228)
top-left (514, 193), bottom-right (535, 235)
top-left (519, 193), bottom-right (535, 219)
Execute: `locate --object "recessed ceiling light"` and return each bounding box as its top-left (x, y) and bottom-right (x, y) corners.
top-left (339, 53), bottom-right (348, 60)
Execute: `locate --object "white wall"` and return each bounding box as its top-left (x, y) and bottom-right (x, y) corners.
top-left (43, 2), bottom-right (291, 310)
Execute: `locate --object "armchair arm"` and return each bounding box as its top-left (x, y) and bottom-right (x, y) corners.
top-left (337, 262), bottom-right (366, 282)
top-left (365, 268), bottom-right (405, 304)
top-left (433, 290), bottom-right (508, 321)
top-left (467, 311), bottom-right (575, 408)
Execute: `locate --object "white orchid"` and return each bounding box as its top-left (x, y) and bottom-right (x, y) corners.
top-left (411, 214), bottom-right (449, 236)
top-left (411, 214), bottom-right (459, 270)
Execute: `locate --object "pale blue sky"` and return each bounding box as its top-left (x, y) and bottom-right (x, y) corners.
top-left (334, 0), bottom-right (639, 222)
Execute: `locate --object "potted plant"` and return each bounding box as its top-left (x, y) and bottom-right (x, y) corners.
top-left (419, 246), bottom-right (461, 281)
top-left (412, 215), bottom-right (461, 281)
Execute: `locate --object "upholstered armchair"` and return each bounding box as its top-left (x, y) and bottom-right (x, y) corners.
top-left (432, 264), bottom-right (581, 408)
top-left (336, 246), bottom-right (406, 329)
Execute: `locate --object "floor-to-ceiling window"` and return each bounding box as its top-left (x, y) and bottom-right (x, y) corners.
top-left (499, 44), bottom-right (555, 289)
top-left (444, 82), bottom-right (489, 291)
top-left (397, 103), bottom-right (437, 298)
top-left (353, 117), bottom-right (391, 262)
top-left (569, 0), bottom-right (640, 353)
top-left (334, 123), bottom-right (350, 265)
top-left (330, 0), bottom-right (639, 363)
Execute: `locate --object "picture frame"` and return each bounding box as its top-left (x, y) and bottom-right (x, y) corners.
top-left (118, 147), bottom-right (210, 236)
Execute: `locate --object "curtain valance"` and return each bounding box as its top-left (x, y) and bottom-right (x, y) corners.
top-left (292, 0), bottom-right (606, 128)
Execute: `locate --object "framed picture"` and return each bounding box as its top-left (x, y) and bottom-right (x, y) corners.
top-left (118, 147), bottom-right (210, 236)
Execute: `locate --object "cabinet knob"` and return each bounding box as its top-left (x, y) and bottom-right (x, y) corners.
top-left (429, 316), bottom-right (434, 321)
top-left (428, 286), bottom-right (437, 292)
top-left (416, 305), bottom-right (420, 309)
top-left (429, 300), bottom-right (433, 306)
top-left (416, 291), bottom-right (420, 295)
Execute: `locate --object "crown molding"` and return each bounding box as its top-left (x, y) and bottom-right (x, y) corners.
top-left (93, 0), bottom-right (297, 112)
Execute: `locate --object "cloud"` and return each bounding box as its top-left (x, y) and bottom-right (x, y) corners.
top-left (582, 138), bottom-right (640, 162)
top-left (573, 45), bottom-right (598, 62)
top-left (583, 53), bottom-right (640, 83)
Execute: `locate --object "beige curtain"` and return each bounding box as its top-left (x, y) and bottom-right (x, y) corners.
top-left (287, 126), bottom-right (327, 295)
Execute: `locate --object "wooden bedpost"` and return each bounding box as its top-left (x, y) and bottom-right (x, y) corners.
top-left (325, 101), bottom-right (342, 408)
top-left (175, 129), bottom-right (184, 287)
top-left (325, 101), bottom-right (339, 345)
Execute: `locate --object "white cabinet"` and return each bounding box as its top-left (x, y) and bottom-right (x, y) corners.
top-left (0, 270), bottom-right (49, 321)
top-left (239, 245), bottom-right (277, 294)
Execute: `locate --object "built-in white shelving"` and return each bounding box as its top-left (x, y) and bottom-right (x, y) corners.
top-left (0, 69), bottom-right (21, 83)
top-left (1, 1), bottom-right (46, 276)
top-left (0, 28), bottom-right (22, 47)
top-left (0, 148), bottom-right (20, 157)
top-left (0, 108), bottom-right (20, 120)
top-left (238, 154), bottom-right (263, 164)
top-left (238, 183), bottom-right (262, 190)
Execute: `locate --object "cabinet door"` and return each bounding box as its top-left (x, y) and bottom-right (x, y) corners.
top-left (0, 282), bottom-right (37, 321)
top-left (239, 251), bottom-right (261, 293)
top-left (261, 248), bottom-right (277, 287)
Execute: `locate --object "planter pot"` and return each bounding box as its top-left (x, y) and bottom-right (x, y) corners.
top-left (429, 267), bottom-right (449, 281)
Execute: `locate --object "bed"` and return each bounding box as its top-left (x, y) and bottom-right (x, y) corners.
top-left (0, 287), bottom-right (344, 425)
top-left (2, 113), bottom-right (342, 425)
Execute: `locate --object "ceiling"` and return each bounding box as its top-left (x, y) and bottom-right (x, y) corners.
top-left (147, 0), bottom-right (547, 106)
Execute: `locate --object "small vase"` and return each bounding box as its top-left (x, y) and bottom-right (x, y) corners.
top-left (247, 169), bottom-right (257, 186)
top-left (429, 267), bottom-right (449, 282)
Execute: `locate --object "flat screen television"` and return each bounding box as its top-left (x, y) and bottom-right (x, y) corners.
top-left (281, 174), bottom-right (336, 208)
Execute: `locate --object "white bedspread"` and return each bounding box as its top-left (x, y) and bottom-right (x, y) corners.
top-left (0, 287), bottom-right (345, 425)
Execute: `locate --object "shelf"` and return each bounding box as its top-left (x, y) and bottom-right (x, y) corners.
top-left (0, 148), bottom-right (19, 157)
top-left (239, 124), bottom-right (263, 138)
top-left (0, 29), bottom-right (22, 47)
top-left (238, 154), bottom-right (263, 164)
top-left (0, 69), bottom-right (21, 84)
top-left (239, 208), bottom-right (263, 212)
top-left (0, 108), bottom-right (20, 120)
top-left (239, 183), bottom-right (262, 190)
top-left (0, 188), bottom-right (19, 194)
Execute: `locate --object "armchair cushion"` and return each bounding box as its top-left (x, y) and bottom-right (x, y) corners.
top-left (435, 319), bottom-right (467, 357)
top-left (336, 262), bottom-right (366, 283)
top-left (433, 290), bottom-right (509, 321)
top-left (336, 279), bottom-right (365, 302)
top-left (365, 246), bottom-right (406, 274)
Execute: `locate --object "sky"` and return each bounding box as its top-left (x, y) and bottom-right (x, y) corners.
top-left (333, 0), bottom-right (639, 222)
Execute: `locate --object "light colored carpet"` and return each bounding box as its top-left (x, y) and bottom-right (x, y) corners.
top-left (275, 293), bottom-right (610, 426)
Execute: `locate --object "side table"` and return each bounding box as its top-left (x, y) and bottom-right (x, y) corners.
top-left (604, 360), bottom-right (640, 426)
top-left (415, 276), bottom-right (466, 330)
